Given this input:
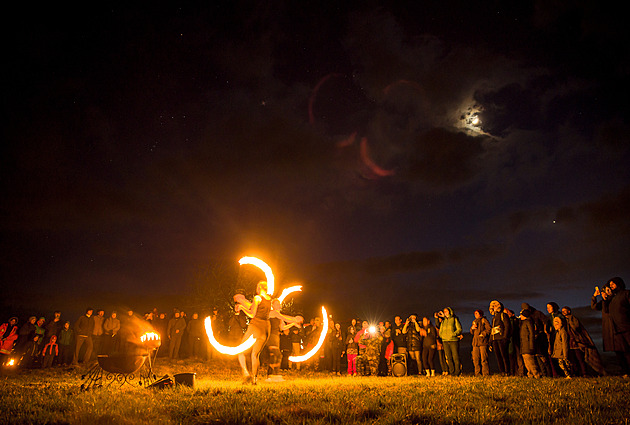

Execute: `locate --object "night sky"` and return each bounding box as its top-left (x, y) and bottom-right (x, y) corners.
top-left (2, 2), bottom-right (629, 327)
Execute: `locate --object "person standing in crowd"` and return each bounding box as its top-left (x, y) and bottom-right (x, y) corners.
top-left (57, 321), bottom-right (74, 366)
top-left (102, 311), bottom-right (120, 354)
top-left (521, 302), bottom-right (552, 376)
top-left (331, 322), bottom-right (344, 375)
top-left (489, 300), bottom-right (512, 376)
top-left (41, 335), bottom-right (58, 368)
top-left (591, 283), bottom-right (619, 363)
top-left (470, 309), bottom-right (491, 376)
top-left (434, 311), bottom-right (448, 375)
top-left (167, 309), bottom-right (186, 360)
top-left (421, 316), bottom-right (438, 377)
top-left (357, 325), bottom-right (382, 376)
top-left (0, 317), bottom-right (19, 362)
top-left (91, 309), bottom-right (105, 358)
top-left (186, 313), bottom-right (205, 360)
top-left (439, 307), bottom-right (463, 376)
top-left (34, 317), bottom-right (46, 353)
top-left (604, 277), bottom-right (630, 376)
top-left (505, 309), bottom-right (524, 376)
top-left (392, 316), bottom-right (407, 355)
top-left (45, 311), bottom-right (62, 344)
top-left (16, 316), bottom-right (36, 355)
top-left (546, 302), bottom-right (562, 377)
top-left (73, 308), bottom-right (94, 365)
top-left (346, 328), bottom-right (359, 376)
top-left (290, 325), bottom-right (303, 371)
top-left (280, 328), bottom-right (292, 370)
top-left (403, 314), bottom-right (422, 375)
top-left (152, 312), bottom-right (168, 357)
top-left (562, 306), bottom-right (606, 376)
top-left (519, 308), bottom-right (541, 378)
top-left (551, 316), bottom-right (573, 378)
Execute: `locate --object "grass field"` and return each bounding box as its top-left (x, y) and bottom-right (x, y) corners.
top-left (1, 358), bottom-right (629, 425)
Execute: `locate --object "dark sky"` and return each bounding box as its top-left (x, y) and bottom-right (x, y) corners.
top-left (2, 2), bottom-right (629, 326)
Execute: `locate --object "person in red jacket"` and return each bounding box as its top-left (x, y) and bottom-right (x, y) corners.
top-left (42, 335), bottom-right (59, 368)
top-left (0, 317), bottom-right (19, 363)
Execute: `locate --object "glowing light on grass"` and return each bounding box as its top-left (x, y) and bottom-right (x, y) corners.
top-left (205, 316), bottom-right (255, 355)
top-left (289, 306), bottom-right (329, 363)
top-left (6, 358), bottom-right (15, 367)
top-left (239, 256), bottom-right (275, 296)
top-left (277, 285), bottom-right (302, 304)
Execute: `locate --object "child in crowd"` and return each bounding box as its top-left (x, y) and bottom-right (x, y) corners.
top-left (41, 335), bottom-right (59, 368)
top-left (551, 316), bottom-right (573, 378)
top-left (346, 332), bottom-right (358, 376)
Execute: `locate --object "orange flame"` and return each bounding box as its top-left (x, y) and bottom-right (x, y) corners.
top-left (239, 256), bottom-right (275, 296)
top-left (205, 316), bottom-right (255, 355)
top-left (288, 306), bottom-right (329, 363)
top-left (141, 332), bottom-right (161, 343)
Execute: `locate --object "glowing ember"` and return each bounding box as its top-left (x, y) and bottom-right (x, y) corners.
top-left (277, 285), bottom-right (302, 304)
top-left (239, 256), bottom-right (275, 296)
top-left (205, 316), bottom-right (255, 355)
top-left (7, 358), bottom-right (15, 367)
top-left (288, 306), bottom-right (329, 363)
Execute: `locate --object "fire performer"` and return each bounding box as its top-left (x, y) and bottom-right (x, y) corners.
top-left (234, 281), bottom-right (273, 384)
top-left (234, 283), bottom-right (303, 384)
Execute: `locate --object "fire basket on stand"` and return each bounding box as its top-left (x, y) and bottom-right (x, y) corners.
top-left (80, 330), bottom-right (161, 390)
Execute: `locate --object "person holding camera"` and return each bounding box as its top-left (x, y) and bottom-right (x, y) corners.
top-left (402, 314), bottom-right (422, 375)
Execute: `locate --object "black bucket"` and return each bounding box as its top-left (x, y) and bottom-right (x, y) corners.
top-left (174, 372), bottom-right (196, 389)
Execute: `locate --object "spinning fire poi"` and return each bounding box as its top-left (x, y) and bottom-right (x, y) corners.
top-left (204, 257), bottom-right (329, 384)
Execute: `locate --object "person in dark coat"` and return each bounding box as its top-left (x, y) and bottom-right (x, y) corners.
top-left (562, 306), bottom-right (606, 376)
top-left (604, 277), bottom-right (630, 376)
top-left (521, 303), bottom-right (552, 376)
top-left (519, 309), bottom-right (541, 378)
top-left (591, 283), bottom-right (619, 353)
top-left (489, 300), bottom-right (512, 375)
top-left (73, 308), bottom-right (95, 365)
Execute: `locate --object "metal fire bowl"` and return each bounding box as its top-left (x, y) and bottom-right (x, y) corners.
top-left (97, 354), bottom-right (147, 374)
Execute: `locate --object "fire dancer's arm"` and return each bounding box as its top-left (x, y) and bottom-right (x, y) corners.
top-left (238, 295), bottom-right (261, 319)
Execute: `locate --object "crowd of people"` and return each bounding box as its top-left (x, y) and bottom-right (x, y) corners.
top-left (1, 277), bottom-right (629, 381)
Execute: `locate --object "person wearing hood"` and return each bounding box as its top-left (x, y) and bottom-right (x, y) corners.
top-left (489, 300), bottom-right (512, 375)
top-left (604, 277), bottom-right (630, 376)
top-left (438, 307), bottom-right (463, 376)
top-left (561, 306), bottom-right (606, 376)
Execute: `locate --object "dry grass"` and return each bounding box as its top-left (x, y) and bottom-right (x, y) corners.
top-left (1, 358), bottom-right (629, 424)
